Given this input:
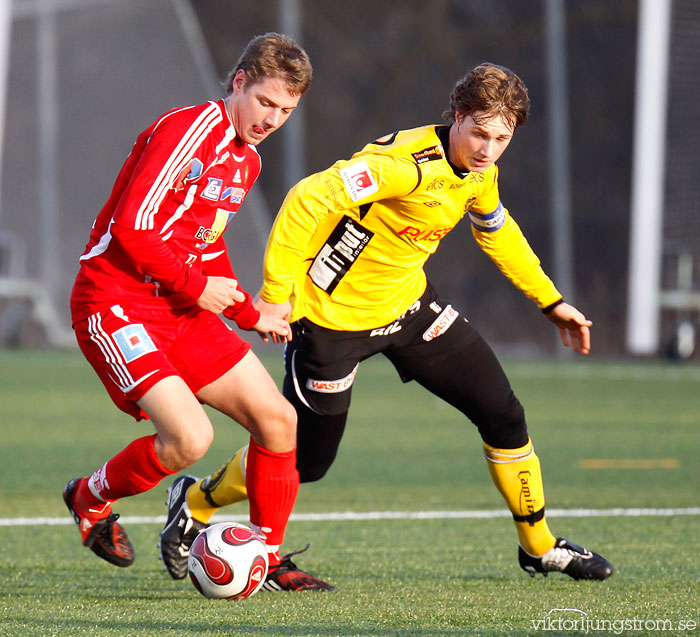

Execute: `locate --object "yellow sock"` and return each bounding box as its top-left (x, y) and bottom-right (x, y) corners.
top-left (483, 439), bottom-right (556, 556)
top-left (186, 444), bottom-right (249, 524)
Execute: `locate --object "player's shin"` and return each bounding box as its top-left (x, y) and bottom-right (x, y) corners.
top-left (245, 438), bottom-right (299, 564)
top-left (186, 444), bottom-right (249, 524)
top-left (77, 434), bottom-right (175, 512)
top-left (483, 439), bottom-right (556, 556)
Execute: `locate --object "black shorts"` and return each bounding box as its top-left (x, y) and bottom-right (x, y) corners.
top-left (283, 282), bottom-right (528, 448)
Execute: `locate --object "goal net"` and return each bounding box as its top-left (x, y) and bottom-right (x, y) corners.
top-left (659, 0), bottom-right (700, 357)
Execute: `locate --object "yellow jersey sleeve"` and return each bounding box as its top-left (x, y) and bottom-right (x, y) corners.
top-left (467, 168), bottom-right (561, 309)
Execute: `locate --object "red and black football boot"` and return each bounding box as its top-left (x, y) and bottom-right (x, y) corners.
top-left (63, 478), bottom-right (135, 567)
top-left (262, 545), bottom-right (334, 591)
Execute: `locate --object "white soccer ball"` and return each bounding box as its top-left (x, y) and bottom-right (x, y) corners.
top-left (188, 522), bottom-right (269, 600)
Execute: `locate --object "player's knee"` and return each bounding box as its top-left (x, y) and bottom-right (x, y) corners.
top-left (164, 427), bottom-right (214, 470)
top-left (273, 398), bottom-right (297, 438)
top-left (252, 397), bottom-right (297, 451)
top-left (296, 433), bottom-right (341, 483)
top-left (177, 437), bottom-right (213, 468)
top-left (281, 399), bottom-right (298, 431)
top-left (478, 396), bottom-right (528, 448)
top-left (505, 398), bottom-right (525, 428)
top-left (297, 458), bottom-right (333, 483)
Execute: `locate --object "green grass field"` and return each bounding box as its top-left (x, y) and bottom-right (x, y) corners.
top-left (1, 349), bottom-right (698, 636)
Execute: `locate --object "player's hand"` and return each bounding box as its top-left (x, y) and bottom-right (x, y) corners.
top-left (250, 315), bottom-right (292, 344)
top-left (545, 302), bottom-right (593, 355)
top-left (197, 276), bottom-right (245, 314)
top-left (253, 294), bottom-right (293, 343)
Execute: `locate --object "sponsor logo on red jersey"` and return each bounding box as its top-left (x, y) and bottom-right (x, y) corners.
top-left (195, 208), bottom-right (237, 245)
top-left (201, 179), bottom-right (246, 204)
top-left (221, 186), bottom-right (245, 204)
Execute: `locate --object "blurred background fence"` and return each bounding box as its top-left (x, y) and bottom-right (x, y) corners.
top-left (1, 0), bottom-right (698, 359)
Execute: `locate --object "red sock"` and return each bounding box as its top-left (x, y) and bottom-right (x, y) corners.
top-left (268, 550), bottom-right (282, 567)
top-left (74, 434), bottom-right (175, 515)
top-left (245, 437), bottom-right (299, 548)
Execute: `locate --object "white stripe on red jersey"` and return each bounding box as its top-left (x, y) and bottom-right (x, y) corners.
top-left (135, 102), bottom-right (222, 231)
top-left (71, 99), bottom-right (261, 324)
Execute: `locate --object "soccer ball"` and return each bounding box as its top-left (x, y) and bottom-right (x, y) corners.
top-left (188, 522), bottom-right (269, 600)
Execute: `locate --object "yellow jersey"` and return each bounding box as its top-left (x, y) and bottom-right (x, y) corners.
top-left (261, 124), bottom-right (561, 330)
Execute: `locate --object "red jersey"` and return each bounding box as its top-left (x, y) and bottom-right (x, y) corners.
top-left (71, 99), bottom-right (261, 329)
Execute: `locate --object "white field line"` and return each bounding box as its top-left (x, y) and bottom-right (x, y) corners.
top-left (2, 507), bottom-right (699, 527)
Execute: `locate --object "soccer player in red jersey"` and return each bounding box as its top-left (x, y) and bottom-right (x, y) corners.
top-left (64, 33), bottom-right (332, 591)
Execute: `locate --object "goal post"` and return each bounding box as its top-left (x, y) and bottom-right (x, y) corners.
top-left (627, 0), bottom-right (700, 357)
top-left (626, 0), bottom-right (672, 355)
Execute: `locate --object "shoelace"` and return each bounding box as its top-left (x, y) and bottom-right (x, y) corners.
top-left (268, 544), bottom-right (310, 572)
top-left (558, 544), bottom-right (591, 559)
top-left (94, 513), bottom-right (120, 539)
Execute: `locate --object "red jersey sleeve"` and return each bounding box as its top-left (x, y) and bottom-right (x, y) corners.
top-left (110, 223), bottom-right (208, 300)
top-left (108, 106), bottom-right (222, 301)
top-left (203, 241), bottom-right (261, 330)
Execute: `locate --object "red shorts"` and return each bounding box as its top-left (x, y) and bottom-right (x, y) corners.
top-left (73, 304), bottom-right (251, 420)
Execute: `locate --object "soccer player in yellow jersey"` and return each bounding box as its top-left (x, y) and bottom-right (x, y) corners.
top-left (162, 63), bottom-right (613, 583)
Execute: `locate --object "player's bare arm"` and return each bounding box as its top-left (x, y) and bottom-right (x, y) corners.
top-left (545, 301), bottom-right (593, 355)
top-left (197, 276), bottom-right (246, 314)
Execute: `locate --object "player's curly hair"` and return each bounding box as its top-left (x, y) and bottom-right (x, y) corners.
top-left (442, 63), bottom-right (529, 131)
top-left (224, 32), bottom-right (312, 96)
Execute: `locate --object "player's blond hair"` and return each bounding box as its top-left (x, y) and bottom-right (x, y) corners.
top-left (225, 32), bottom-right (312, 96)
top-left (443, 63), bottom-right (530, 131)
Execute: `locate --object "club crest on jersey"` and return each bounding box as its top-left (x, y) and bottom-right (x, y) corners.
top-left (195, 208), bottom-right (236, 245)
top-left (339, 161), bottom-right (378, 202)
top-left (463, 195), bottom-right (478, 212)
top-left (112, 324), bottom-right (157, 362)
